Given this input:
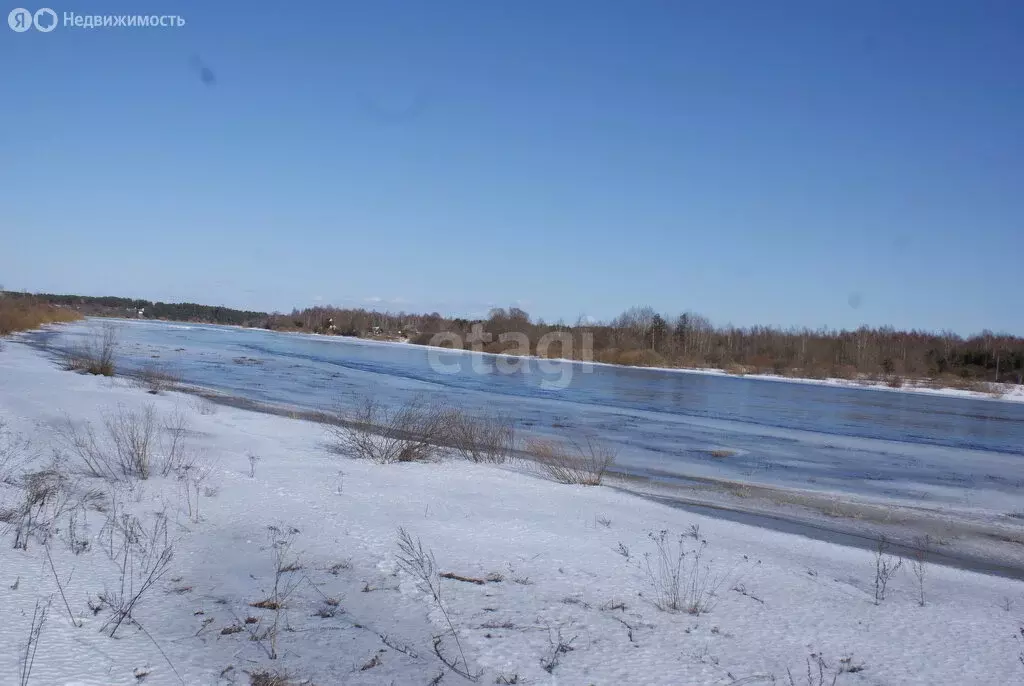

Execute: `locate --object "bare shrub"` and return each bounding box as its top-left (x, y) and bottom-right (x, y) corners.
top-left (62, 323), bottom-right (118, 376)
top-left (248, 525), bottom-right (302, 660)
top-left (639, 529), bottom-right (731, 615)
top-left (872, 536), bottom-right (903, 605)
top-left (9, 468), bottom-right (71, 551)
top-left (58, 417), bottom-right (112, 481)
top-left (105, 404), bottom-right (157, 479)
top-left (540, 625), bottom-right (577, 674)
top-left (158, 408), bottom-right (198, 477)
top-left (59, 405), bottom-right (156, 481)
top-left (524, 436), bottom-right (615, 486)
top-left (99, 511), bottom-right (174, 638)
top-left (447, 410), bottom-right (516, 464)
top-left (59, 404), bottom-right (197, 482)
top-left (178, 457), bottom-right (216, 523)
top-left (396, 527), bottom-right (479, 680)
top-left (326, 396), bottom-right (451, 464)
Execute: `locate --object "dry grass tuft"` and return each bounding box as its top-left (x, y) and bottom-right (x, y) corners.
top-left (640, 529), bottom-right (731, 615)
top-left (249, 670), bottom-right (311, 686)
top-left (62, 323), bottom-right (118, 376)
top-left (249, 599), bottom-right (283, 611)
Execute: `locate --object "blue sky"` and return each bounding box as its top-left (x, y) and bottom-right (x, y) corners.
top-left (2, 1), bottom-right (1022, 335)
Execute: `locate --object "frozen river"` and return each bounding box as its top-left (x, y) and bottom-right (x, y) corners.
top-left (27, 319), bottom-right (1024, 514)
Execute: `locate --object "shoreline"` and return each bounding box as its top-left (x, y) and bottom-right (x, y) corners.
top-left (61, 316), bottom-right (1024, 405)
top-left (608, 475), bottom-right (1024, 582)
top-left (30, 335), bottom-right (1020, 582)
top-left (15, 331), bottom-right (1024, 581)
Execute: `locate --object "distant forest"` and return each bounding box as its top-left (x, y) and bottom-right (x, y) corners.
top-left (16, 292), bottom-right (269, 327)
top-left (11, 291), bottom-right (1023, 386)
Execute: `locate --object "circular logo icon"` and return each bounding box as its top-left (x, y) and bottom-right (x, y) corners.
top-left (33, 7), bottom-right (57, 32)
top-left (8, 7), bottom-right (32, 32)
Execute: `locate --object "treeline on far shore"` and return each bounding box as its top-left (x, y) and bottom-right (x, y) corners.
top-left (7, 292), bottom-right (1023, 387)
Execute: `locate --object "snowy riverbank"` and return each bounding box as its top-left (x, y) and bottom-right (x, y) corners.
top-left (1, 340), bottom-right (1022, 685)
top-left (50, 318), bottom-right (1024, 405)
top-left (400, 339), bottom-right (1024, 405)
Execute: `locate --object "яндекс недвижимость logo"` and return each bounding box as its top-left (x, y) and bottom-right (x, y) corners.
top-left (7, 8), bottom-right (185, 31)
top-left (8, 7), bottom-right (57, 32)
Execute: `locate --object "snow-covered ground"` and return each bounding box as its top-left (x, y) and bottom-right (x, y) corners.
top-left (1, 340), bottom-right (1023, 685)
